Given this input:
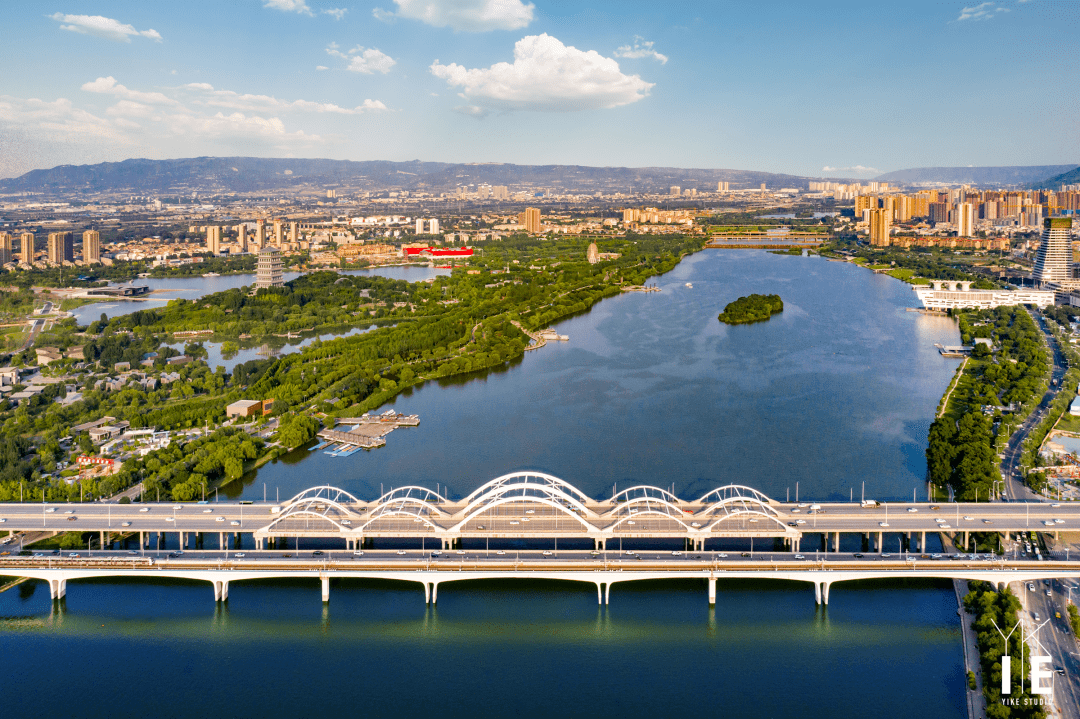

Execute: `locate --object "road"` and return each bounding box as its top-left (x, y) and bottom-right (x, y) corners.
top-left (1018, 577), bottom-right (1080, 719)
top-left (1001, 307), bottom-right (1068, 502)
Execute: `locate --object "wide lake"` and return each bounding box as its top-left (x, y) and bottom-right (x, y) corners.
top-left (3, 251), bottom-right (967, 718)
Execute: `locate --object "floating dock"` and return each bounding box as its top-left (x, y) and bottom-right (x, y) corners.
top-left (315, 410), bottom-right (420, 456)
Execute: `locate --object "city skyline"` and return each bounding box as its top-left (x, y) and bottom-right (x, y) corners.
top-left (1, 0), bottom-right (1077, 181)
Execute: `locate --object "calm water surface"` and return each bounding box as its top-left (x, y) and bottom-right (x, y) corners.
top-left (4, 252), bottom-right (966, 718)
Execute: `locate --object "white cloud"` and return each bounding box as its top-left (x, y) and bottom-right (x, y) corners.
top-left (822, 165), bottom-right (879, 174)
top-left (388, 0), bottom-right (534, 32)
top-left (430, 34), bottom-right (653, 112)
top-left (263, 0), bottom-right (314, 15)
top-left (49, 13), bottom-right (162, 42)
top-left (316, 65), bottom-right (329, 71)
top-left (372, 7), bottom-right (396, 22)
top-left (183, 82), bottom-right (388, 114)
top-left (326, 44), bottom-right (397, 74)
top-left (323, 8), bottom-right (348, 19)
top-left (453, 104), bottom-right (488, 116)
top-left (81, 77), bottom-right (178, 106)
top-left (614, 36), bottom-right (668, 64)
top-left (955, 2), bottom-right (1010, 21)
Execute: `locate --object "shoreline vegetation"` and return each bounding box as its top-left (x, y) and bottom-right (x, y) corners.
top-left (717, 294), bottom-right (784, 325)
top-left (0, 234), bottom-right (702, 504)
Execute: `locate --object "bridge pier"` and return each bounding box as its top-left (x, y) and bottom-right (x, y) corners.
top-left (877, 531), bottom-right (883, 554)
top-left (920, 531), bottom-right (926, 553)
top-left (708, 577), bottom-right (716, 605)
top-left (99, 530), bottom-right (105, 550)
top-left (596, 582), bottom-right (603, 605)
top-left (813, 582), bottom-right (831, 605)
top-left (814, 582), bottom-right (821, 604)
top-left (213, 580), bottom-right (229, 602)
top-left (964, 531), bottom-right (969, 551)
top-left (49, 578), bottom-right (66, 600)
top-left (834, 532), bottom-right (840, 553)
top-left (321, 576), bottom-right (329, 603)
top-left (219, 532), bottom-right (225, 550)
top-left (604, 582), bottom-right (611, 605)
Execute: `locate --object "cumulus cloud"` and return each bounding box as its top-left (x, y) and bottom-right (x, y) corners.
top-left (372, 7), bottom-right (396, 22)
top-left (323, 8), bottom-right (348, 19)
top-left (430, 34), bottom-right (653, 112)
top-left (316, 65), bottom-right (329, 70)
top-left (50, 13), bottom-right (162, 42)
top-left (955, 2), bottom-right (1010, 21)
top-left (453, 104), bottom-right (488, 116)
top-left (183, 82), bottom-right (388, 114)
top-left (326, 43), bottom-right (397, 74)
top-left (614, 36), bottom-right (668, 64)
top-left (263, 0), bottom-right (314, 15)
top-left (821, 165), bottom-right (879, 174)
top-left (81, 76), bottom-right (178, 105)
top-left (384, 0), bottom-right (534, 32)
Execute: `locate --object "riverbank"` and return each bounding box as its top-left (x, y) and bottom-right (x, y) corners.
top-left (954, 578), bottom-right (986, 719)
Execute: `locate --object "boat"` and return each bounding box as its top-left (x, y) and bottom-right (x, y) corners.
top-left (685, 282), bottom-right (693, 288)
top-left (204, 272), bottom-right (220, 277)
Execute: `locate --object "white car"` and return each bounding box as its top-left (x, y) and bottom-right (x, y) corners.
top-left (203, 509), bottom-right (213, 513)
top-left (234, 553), bottom-right (246, 558)
top-left (906, 508), bottom-right (918, 513)
top-left (791, 508), bottom-right (801, 514)
top-left (940, 524), bottom-right (952, 529)
top-left (496, 550), bottom-right (506, 555)
top-left (353, 550), bottom-right (364, 556)
top-left (396, 550), bottom-right (407, 555)
top-left (1044, 520), bottom-right (1056, 527)
top-left (1055, 519), bottom-right (1065, 524)
top-left (165, 517), bottom-right (174, 522)
top-left (717, 553), bottom-right (728, 558)
top-left (963, 516), bottom-right (973, 521)
top-left (215, 516), bottom-right (225, 522)
top-left (542, 551), bottom-right (553, 556)
top-left (794, 554), bottom-right (805, 560)
top-left (121, 521), bottom-right (131, 527)
top-left (796, 519), bottom-right (806, 525)
top-left (45, 508), bottom-right (56, 513)
top-left (671, 551), bottom-right (682, 556)
top-left (230, 520), bottom-right (240, 526)
top-left (879, 522), bottom-right (889, 527)
top-left (0, 518), bottom-right (6, 523)
top-left (139, 507), bottom-right (150, 513)
top-left (173, 505), bottom-right (182, 510)
top-left (341, 519), bottom-right (352, 525)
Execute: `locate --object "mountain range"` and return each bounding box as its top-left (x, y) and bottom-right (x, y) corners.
top-left (872, 165), bottom-right (1078, 186)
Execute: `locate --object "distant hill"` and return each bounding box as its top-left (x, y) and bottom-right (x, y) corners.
top-left (1035, 166), bottom-right (1080, 188)
top-left (0, 157), bottom-right (815, 195)
top-left (873, 165), bottom-right (1078, 186)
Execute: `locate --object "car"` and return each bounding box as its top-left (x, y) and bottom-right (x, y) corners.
top-left (167, 552), bottom-right (178, 558)
top-left (624, 550), bottom-right (636, 556)
top-left (353, 550), bottom-right (364, 556)
top-left (165, 517), bottom-right (174, 522)
top-left (495, 550), bottom-right (506, 555)
top-left (906, 507), bottom-right (918, 513)
top-left (882, 553), bottom-right (893, 558)
top-left (1044, 580), bottom-right (1050, 586)
top-left (139, 507), bottom-right (150, 513)
top-left (940, 524), bottom-right (951, 529)
top-left (203, 509), bottom-right (213, 513)
top-left (64, 510), bottom-right (74, 514)
top-left (671, 551), bottom-right (682, 556)
top-left (935, 518), bottom-right (946, 524)
top-left (790, 508), bottom-right (801, 514)
top-left (230, 520), bottom-right (240, 526)
top-left (525, 509), bottom-right (535, 514)
top-left (45, 508), bottom-right (56, 513)
top-left (311, 551), bottom-right (323, 556)
top-left (983, 519), bottom-right (993, 525)
top-left (1028, 583), bottom-right (1036, 591)
top-left (931, 553), bottom-right (942, 559)
top-left (906, 556), bottom-right (917, 562)
top-left (740, 552), bottom-right (751, 558)
top-left (1055, 519), bottom-right (1065, 524)
top-left (121, 521), bottom-right (131, 527)
top-left (853, 553), bottom-right (865, 558)
top-left (930, 505), bottom-right (940, 510)
top-left (717, 553), bottom-right (728, 558)
top-left (33, 552), bottom-right (44, 557)
top-left (797, 503), bottom-right (808, 508)
top-left (396, 550), bottom-right (407, 555)
top-left (456, 550), bottom-right (466, 555)
top-left (542, 550), bottom-right (553, 556)
top-left (1046, 589), bottom-right (1053, 596)
top-left (879, 522), bottom-right (890, 527)
top-left (796, 519), bottom-right (806, 525)
top-left (794, 554), bottom-right (805, 560)
top-left (127, 550), bottom-right (138, 555)
top-left (0, 518), bottom-right (5, 523)
top-left (173, 505), bottom-right (182, 510)
top-left (788, 522), bottom-right (798, 527)
top-left (175, 550), bottom-right (184, 555)
top-left (235, 553), bottom-right (246, 558)
top-left (67, 516), bottom-right (77, 521)
top-left (963, 516), bottom-right (973, 521)
top-left (1044, 520), bottom-right (1056, 527)
top-left (341, 519), bottom-right (352, 525)
top-left (68, 552), bottom-right (81, 558)
top-left (1052, 504), bottom-right (1061, 508)
top-left (216, 516), bottom-right (225, 522)
top-left (476, 525), bottom-right (485, 530)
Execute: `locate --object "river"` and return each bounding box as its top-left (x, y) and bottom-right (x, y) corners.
top-left (3, 251), bottom-right (967, 718)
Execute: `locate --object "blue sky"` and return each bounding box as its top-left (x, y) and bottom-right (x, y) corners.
top-left (0, 0), bottom-right (1076, 179)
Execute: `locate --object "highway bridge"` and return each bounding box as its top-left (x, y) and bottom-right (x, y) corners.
top-left (1, 473), bottom-right (1077, 553)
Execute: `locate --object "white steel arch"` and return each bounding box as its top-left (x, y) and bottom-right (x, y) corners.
top-left (284, 486), bottom-right (363, 506)
top-left (266, 495), bottom-right (358, 534)
top-left (373, 486), bottom-right (447, 507)
top-left (696, 485), bottom-right (776, 506)
top-left (701, 495), bottom-right (783, 519)
top-left (702, 510), bottom-right (794, 534)
top-left (462, 472), bottom-right (594, 511)
top-left (610, 485), bottom-right (681, 505)
top-left (451, 494), bottom-right (595, 533)
top-left (608, 497), bottom-right (692, 533)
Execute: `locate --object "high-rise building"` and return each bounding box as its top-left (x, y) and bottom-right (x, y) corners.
top-left (273, 219), bottom-right (283, 246)
top-left (289, 222), bottom-right (298, 244)
top-left (956, 203), bottom-right (975, 237)
top-left (1032, 218), bottom-right (1073, 286)
top-left (0, 233), bottom-right (11, 265)
top-left (493, 186), bottom-right (509, 200)
top-left (760, 183), bottom-right (766, 197)
top-left (670, 186), bottom-right (681, 196)
top-left (82, 230), bottom-right (100, 263)
top-left (518, 208), bottom-right (541, 234)
top-left (205, 226), bottom-right (221, 254)
top-left (255, 246), bottom-right (284, 289)
top-left (255, 219), bottom-right (266, 250)
top-left (868, 209), bottom-right (891, 246)
top-left (717, 182), bottom-right (729, 193)
top-left (237, 224), bottom-right (247, 252)
top-left (19, 233), bottom-right (34, 264)
top-left (326, 189), bottom-right (337, 199)
top-left (929, 202), bottom-right (950, 224)
top-left (47, 231), bottom-right (74, 265)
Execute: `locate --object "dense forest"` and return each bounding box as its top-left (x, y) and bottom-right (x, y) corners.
top-left (717, 294), bottom-right (784, 325)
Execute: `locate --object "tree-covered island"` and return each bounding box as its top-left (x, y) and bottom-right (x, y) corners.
top-left (717, 294), bottom-right (784, 325)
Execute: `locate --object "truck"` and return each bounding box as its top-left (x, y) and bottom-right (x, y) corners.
top-left (861, 500), bottom-right (879, 508)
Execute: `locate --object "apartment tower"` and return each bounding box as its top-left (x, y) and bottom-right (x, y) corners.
top-left (1032, 217), bottom-right (1074, 286)
top-left (82, 230), bottom-right (100, 263)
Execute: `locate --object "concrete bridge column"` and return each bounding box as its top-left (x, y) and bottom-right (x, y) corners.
top-left (50, 578), bottom-right (66, 600)
top-left (920, 531), bottom-right (926, 552)
top-left (814, 582), bottom-right (822, 605)
top-left (604, 583), bottom-right (611, 605)
top-left (794, 538), bottom-right (800, 553)
top-left (321, 576), bottom-right (329, 603)
top-left (877, 532), bottom-right (883, 554)
top-left (834, 532), bottom-right (840, 553)
top-left (219, 532), bottom-right (225, 550)
top-left (213, 580), bottom-right (229, 602)
top-left (431, 583), bottom-right (439, 604)
top-left (139, 531), bottom-right (144, 549)
top-left (178, 531), bottom-right (184, 550)
top-left (596, 582), bottom-right (603, 605)
top-left (906, 532), bottom-right (912, 552)
top-left (964, 531), bottom-right (969, 551)
top-left (99, 531), bottom-right (105, 550)
top-left (708, 577), bottom-right (716, 605)
top-left (822, 582), bottom-right (831, 605)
